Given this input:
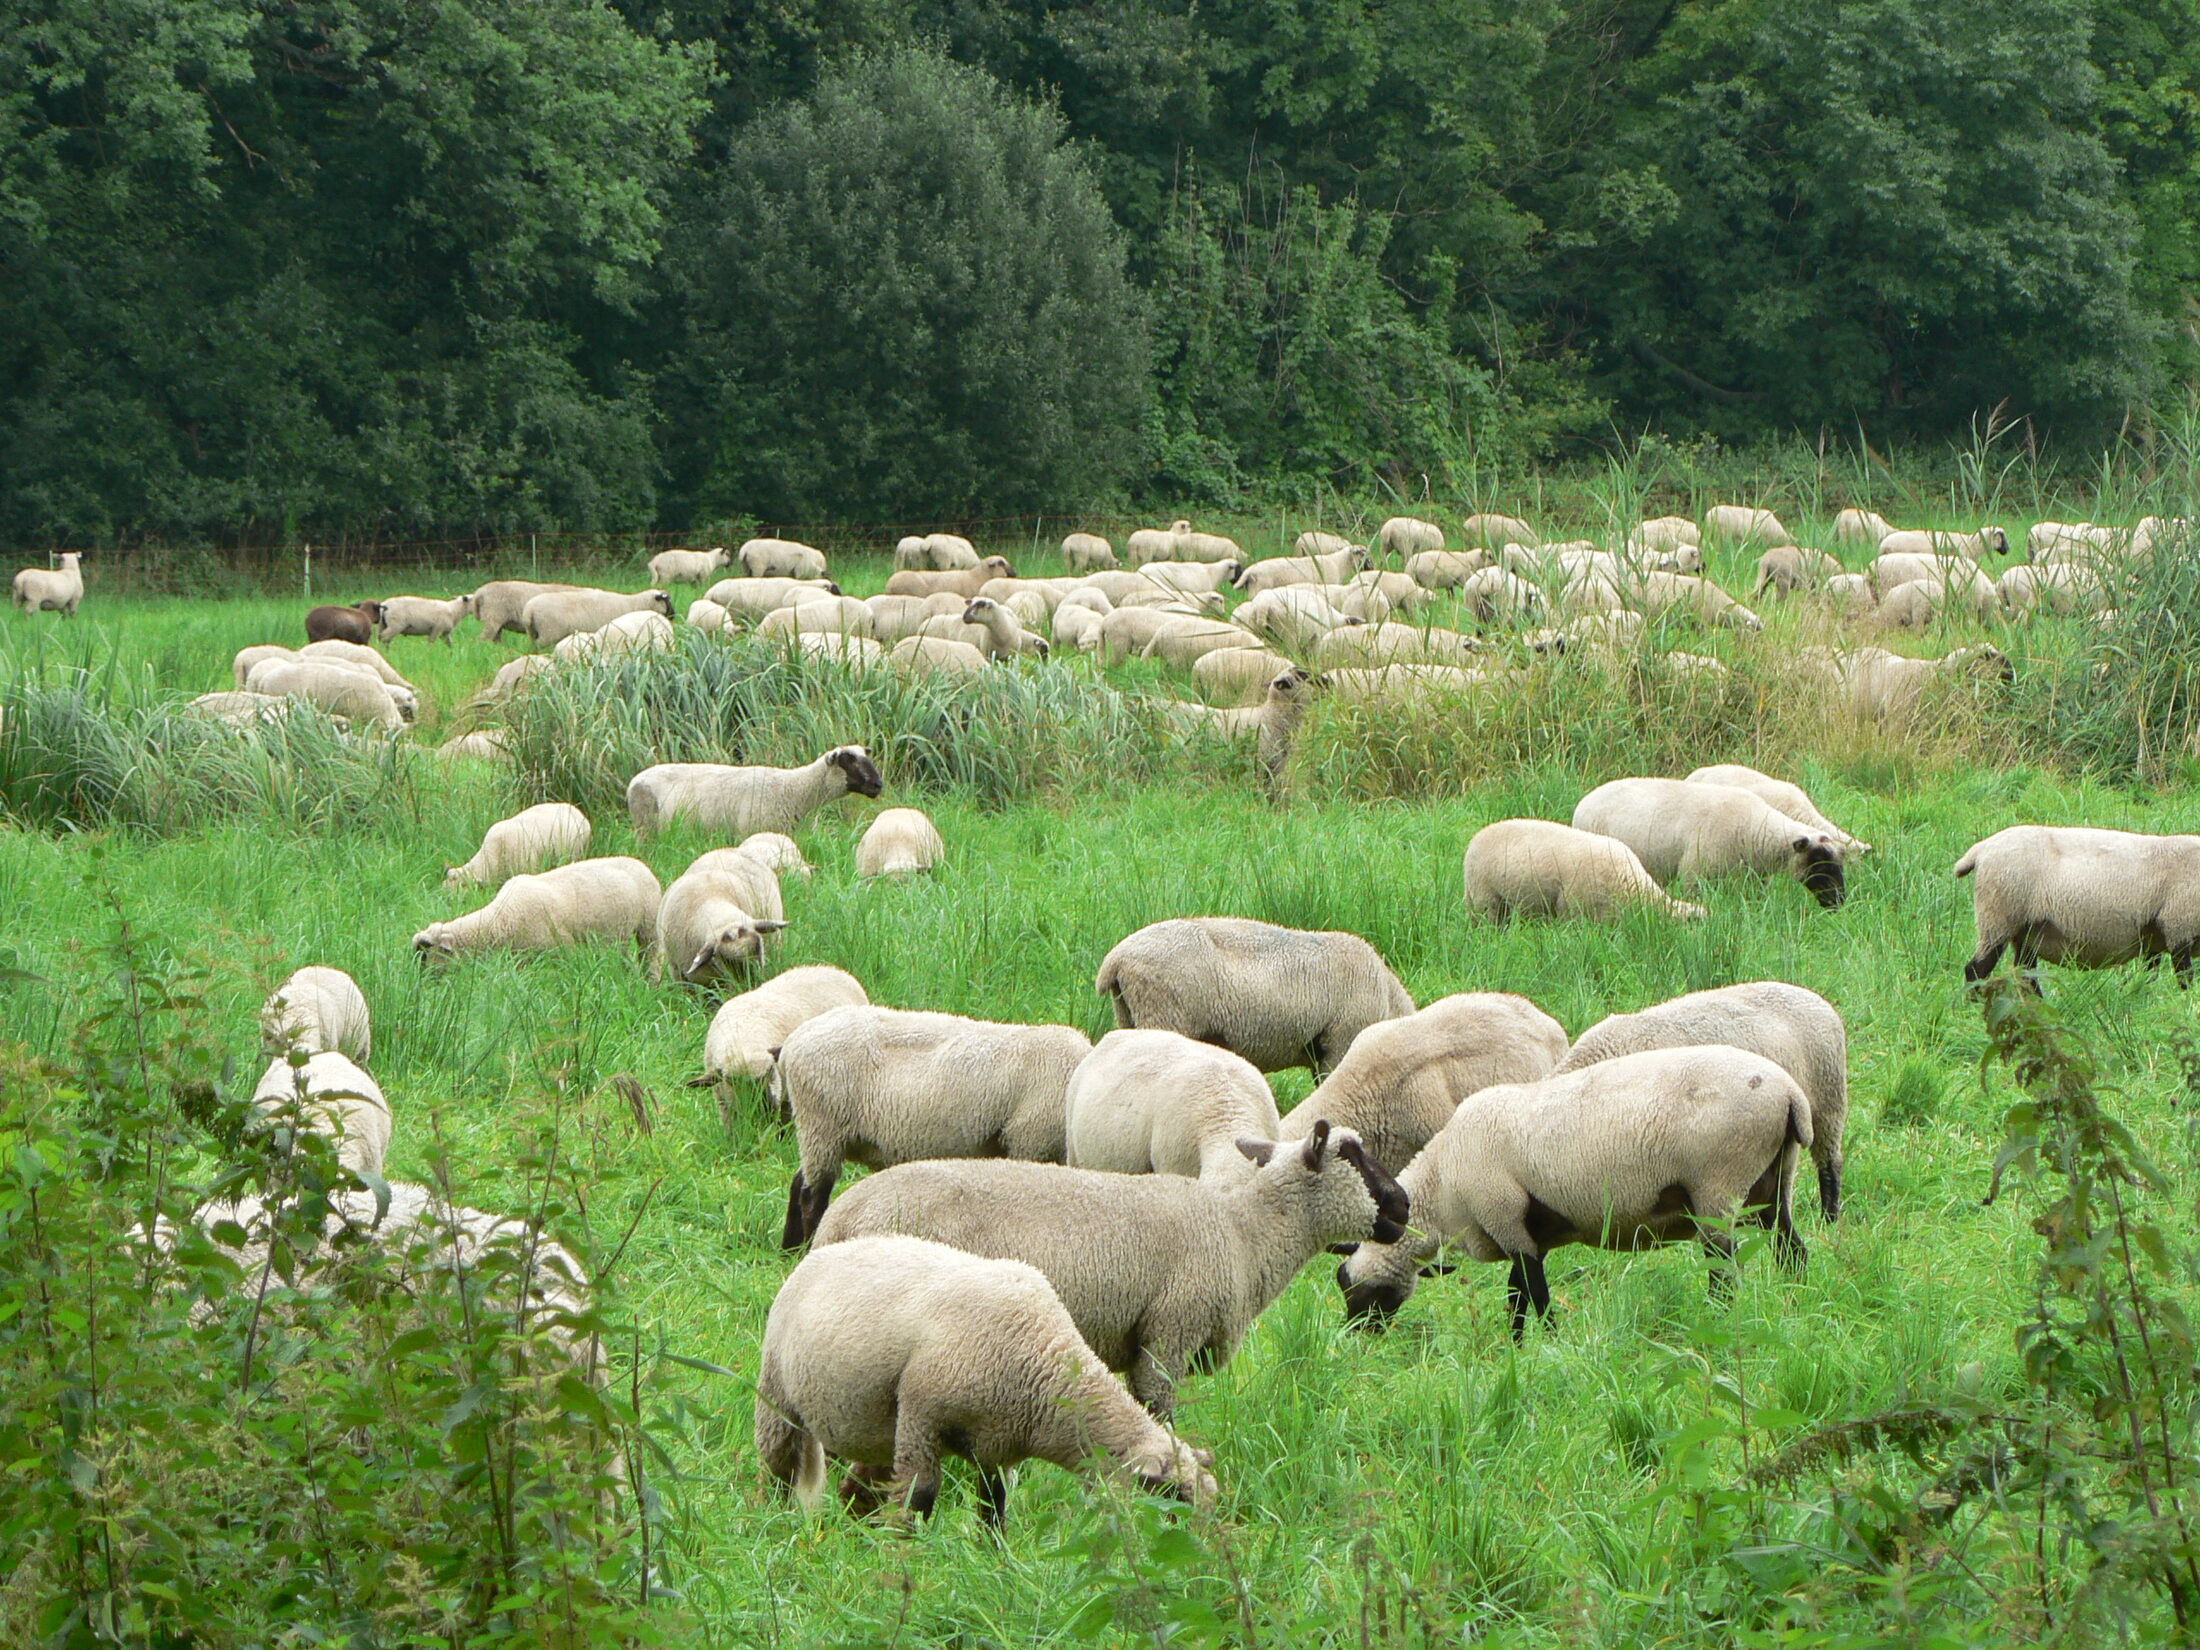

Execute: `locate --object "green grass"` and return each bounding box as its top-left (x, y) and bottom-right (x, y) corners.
top-left (3, 520), bottom-right (2197, 1643)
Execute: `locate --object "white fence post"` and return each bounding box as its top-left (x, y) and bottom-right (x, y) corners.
top-left (303, 543), bottom-right (312, 603)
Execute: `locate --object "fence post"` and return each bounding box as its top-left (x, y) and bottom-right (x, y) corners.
top-left (303, 543), bottom-right (312, 603)
top-left (531, 532), bottom-right (538, 579)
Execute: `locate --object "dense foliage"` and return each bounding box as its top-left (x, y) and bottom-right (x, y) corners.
top-left (9, 0), bottom-right (2200, 538)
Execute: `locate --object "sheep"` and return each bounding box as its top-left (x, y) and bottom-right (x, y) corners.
top-left (757, 596), bottom-right (875, 643)
top-left (1750, 545), bottom-right (1845, 597)
top-left (1999, 562), bottom-right (2110, 619)
top-left (1463, 818), bottom-right (1706, 923)
top-left (857, 808), bottom-right (944, 878)
top-left (756, 1235), bottom-right (1217, 1526)
top-left (1169, 667), bottom-right (1320, 787)
top-left (12, 552), bottom-right (84, 616)
top-left (1144, 615), bottom-right (1256, 670)
top-left (1276, 993), bottom-right (1569, 1175)
top-left (1808, 644), bottom-right (2012, 722)
top-left (1638, 542), bottom-right (1706, 574)
top-left (654, 847), bottom-right (790, 985)
top-left (472, 581), bottom-right (581, 640)
top-left (738, 830), bottom-right (814, 882)
top-left (1524, 611), bottom-right (1646, 657)
top-left (1319, 664), bottom-right (1496, 705)
top-left (260, 965), bottom-right (372, 1064)
top-left (1454, 567), bottom-right (1547, 625)
top-left (1294, 530), bottom-right (1361, 557)
top-left (959, 597), bottom-right (1048, 660)
top-left (865, 592), bottom-right (967, 643)
top-left (892, 535), bottom-right (930, 570)
top-left (998, 588), bottom-right (1050, 630)
top-left (627, 746), bottom-right (882, 839)
top-left (1404, 549), bottom-right (1490, 589)
top-left (412, 856), bottom-right (662, 963)
top-left (1703, 505), bottom-right (1791, 547)
top-left (1634, 571), bottom-right (1763, 631)
top-left (475, 651), bottom-right (556, 705)
top-left (649, 546), bottom-right (732, 586)
top-left (1378, 517), bottom-right (1445, 561)
top-left (810, 1118), bottom-right (1406, 1416)
top-left (925, 532), bottom-right (981, 568)
top-left (1874, 571), bottom-right (1998, 628)
top-left (1460, 512), bottom-right (1537, 548)
top-left (1629, 517), bottom-right (1701, 554)
top-left (883, 557), bottom-right (1015, 599)
top-left (738, 538), bottom-right (830, 580)
top-left (376, 594), bottom-right (474, 645)
top-left (555, 608), bottom-right (677, 661)
top-left (704, 575), bottom-right (841, 617)
top-left (773, 1005), bottom-right (1093, 1245)
top-left (244, 657), bottom-right (406, 732)
top-left (1124, 520), bottom-right (1191, 564)
top-left (443, 802), bottom-right (592, 890)
top-left (691, 965), bottom-right (869, 1105)
top-left (521, 588), bottom-right (673, 647)
top-left (1053, 597), bottom-right (1110, 652)
top-left (887, 634), bottom-right (989, 676)
top-left (1555, 570), bottom-right (1628, 619)
top-left (1095, 916), bottom-right (1412, 1078)
top-left (1075, 569), bottom-right (1195, 604)
top-left (1236, 587), bottom-right (1357, 654)
top-left (1954, 825), bottom-right (2200, 991)
top-left (1235, 546), bottom-right (1368, 594)
top-left (231, 644), bottom-right (297, 690)
top-left (434, 730), bottom-right (509, 762)
top-left (1818, 572), bottom-right (1876, 617)
top-left (797, 633), bottom-right (884, 669)
top-left (1574, 778), bottom-right (1848, 907)
top-left (1094, 603), bottom-right (1212, 664)
top-left (1191, 645), bottom-right (1294, 705)
top-left (1172, 528), bottom-right (1243, 563)
top-left (1315, 581), bottom-right (1395, 623)
top-left (1556, 981), bottom-right (1850, 1219)
top-left (249, 1050), bottom-right (392, 1177)
top-left (1063, 1029), bottom-right (1282, 1185)
top-left (304, 602), bottom-right (383, 644)
top-left (189, 690), bottom-right (290, 728)
top-left (297, 638), bottom-right (415, 692)
top-left (1336, 1046), bottom-right (1810, 1333)
top-left (1061, 531), bottom-right (1117, 572)
top-left (1832, 508), bottom-right (1895, 549)
top-left (1312, 623), bottom-right (1482, 670)
top-left (1136, 560), bottom-right (1243, 597)
top-left (1684, 764), bottom-right (1870, 854)
top-left (1875, 525), bottom-right (2010, 561)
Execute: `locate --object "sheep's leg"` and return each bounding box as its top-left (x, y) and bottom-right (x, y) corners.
top-left (1963, 939), bottom-right (2007, 986)
top-left (1702, 1226), bottom-right (1739, 1301)
top-left (2174, 941), bottom-right (2195, 990)
top-left (839, 1463), bottom-right (893, 1518)
top-left (1504, 1252), bottom-right (1550, 1342)
top-left (891, 1419), bottom-right (944, 1522)
top-left (975, 1466), bottom-right (1012, 1531)
top-left (1817, 1160), bottom-right (1843, 1223)
top-left (792, 1170), bottom-right (838, 1248)
top-left (780, 1174), bottom-right (811, 1250)
top-left (2012, 927), bottom-right (2045, 996)
top-left (1127, 1343), bottom-right (1181, 1420)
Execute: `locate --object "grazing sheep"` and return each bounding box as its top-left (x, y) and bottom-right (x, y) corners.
top-left (1095, 916), bottom-right (1412, 1077)
top-left (260, 966), bottom-right (373, 1064)
top-left (244, 657), bottom-right (406, 731)
top-left (883, 557), bottom-right (1016, 599)
top-left (1832, 508), bottom-right (1895, 549)
top-left (627, 746), bottom-right (882, 839)
top-left (1064, 1029), bottom-right (1282, 1185)
top-left (1999, 562), bottom-right (2110, 619)
top-left (1337, 1047), bottom-right (1809, 1333)
top-left (1555, 570), bottom-right (1629, 618)
top-left (1460, 513), bottom-right (1538, 548)
top-left (1315, 581), bottom-right (1396, 623)
top-left (297, 639), bottom-right (414, 693)
top-left (304, 602), bottom-right (382, 645)
top-left (857, 808), bottom-right (945, 878)
top-left (477, 654), bottom-right (556, 700)
top-left (2029, 521), bottom-right (2117, 561)
top-left (688, 596), bottom-right (731, 632)
top-left (1061, 532), bottom-right (1117, 571)
top-left (755, 1236), bottom-right (1217, 1526)
top-left (1556, 981), bottom-right (1850, 1219)
top-left (1525, 611), bottom-right (1646, 657)
top-left (412, 856), bottom-right (663, 963)
top-left (444, 802), bottom-right (592, 890)
top-left (1805, 644), bottom-right (2011, 722)
top-left (798, 633), bottom-right (884, 668)
top-left (774, 1006), bottom-right (1093, 1245)
top-left (1136, 560), bottom-right (1243, 597)
top-left (1236, 587), bottom-right (1357, 653)
top-left (655, 847), bottom-right (790, 984)
top-left (232, 644), bottom-right (297, 689)
top-left (757, 596), bottom-right (875, 643)
top-left (1236, 546), bottom-right (1369, 595)
top-left (887, 634), bottom-right (989, 676)
top-left (1053, 598), bottom-right (1110, 652)
top-left (1123, 520), bottom-right (1191, 564)
top-left (648, 546), bottom-right (732, 586)
top-left (1955, 825), bottom-right (2200, 990)
top-left (705, 576), bottom-right (841, 617)
top-left (376, 594), bottom-right (474, 645)
top-left (522, 588), bottom-right (674, 647)
top-left (959, 597), bottom-right (1047, 659)
top-left (1319, 664), bottom-right (1495, 705)
top-left (12, 552), bottom-right (84, 616)
top-left (1094, 603), bottom-right (1210, 664)
top-left (1191, 645), bottom-right (1294, 705)
top-left (1703, 505), bottom-right (1791, 547)
top-left (1404, 549), bottom-right (1491, 589)
top-left (1634, 571), bottom-right (1763, 631)
top-left (1875, 526), bottom-right (2009, 562)
top-left (1312, 623), bottom-right (1482, 669)
top-left (811, 1117), bottom-right (1405, 1416)
top-left (1143, 615), bottom-right (1257, 669)
top-left (1276, 993), bottom-right (1569, 1175)
top-left (1463, 819), bottom-right (1706, 923)
top-left (1454, 567), bottom-right (1548, 625)
top-left (1629, 517), bottom-right (1701, 554)
top-left (1378, 517), bottom-right (1445, 560)
top-left (738, 538), bottom-right (831, 580)
top-left (189, 690), bottom-right (290, 729)
top-left (692, 965), bottom-right (869, 1101)
top-left (892, 536), bottom-right (931, 570)
top-left (472, 581), bottom-right (581, 640)
top-left (1684, 764), bottom-right (1870, 854)
top-left (1294, 530), bottom-right (1361, 557)
top-left (865, 592), bottom-right (968, 643)
top-left (250, 1051), bottom-right (392, 1177)
top-left (1573, 778), bottom-right (1848, 906)
top-left (1874, 573), bottom-right (1998, 628)
top-left (1817, 573), bottom-right (1876, 617)
top-left (1750, 546), bottom-right (1844, 597)
top-left (433, 730), bottom-right (509, 762)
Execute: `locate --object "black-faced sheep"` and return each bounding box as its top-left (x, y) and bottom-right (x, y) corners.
top-left (412, 857), bottom-right (663, 962)
top-left (626, 746), bottom-right (882, 839)
top-left (1573, 778), bottom-right (1848, 907)
top-left (1955, 825), bottom-right (2200, 990)
top-left (1462, 819), bottom-right (1707, 924)
top-left (443, 802), bottom-right (593, 890)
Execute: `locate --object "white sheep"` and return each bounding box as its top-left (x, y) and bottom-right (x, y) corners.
top-left (12, 552), bottom-right (84, 616)
top-left (1454, 566), bottom-right (1549, 626)
top-left (1404, 549), bottom-right (1490, 589)
top-left (1337, 1046), bottom-right (1810, 1333)
top-left (260, 966), bottom-right (372, 1063)
top-left (1831, 508), bottom-right (1895, 549)
top-left (244, 657), bottom-right (406, 731)
top-left (1236, 587), bottom-right (1356, 653)
top-left (1234, 546), bottom-right (1368, 594)
top-left (481, 653), bottom-right (555, 700)
top-left (1319, 663), bottom-right (1496, 705)
top-left (887, 634), bottom-right (989, 676)
top-left (376, 594), bottom-right (474, 645)
top-left (883, 557), bottom-right (1016, 599)
top-left (1955, 825), bottom-right (2200, 990)
top-left (1276, 992), bottom-right (1569, 1175)
top-left (1460, 512), bottom-right (1537, 548)
top-left (1684, 764), bottom-right (1870, 854)
top-left (774, 1005), bottom-right (1093, 1244)
top-left (1801, 644), bottom-right (2011, 722)
top-left (1874, 572), bottom-right (1998, 628)
top-left (1629, 516), bottom-right (1701, 553)
top-left (1750, 545), bottom-right (1844, 597)
top-left (1633, 571), bottom-right (1763, 631)
top-left (1377, 517), bottom-right (1445, 560)
top-left (648, 546), bottom-right (732, 586)
top-left (924, 532), bottom-right (981, 568)
top-left (1312, 623), bottom-right (1482, 669)
top-left (1136, 560), bottom-right (1243, 597)
top-left (1063, 1029), bottom-right (1283, 1185)
top-left (1875, 525), bottom-right (2010, 561)
top-left (411, 856), bottom-right (663, 962)
top-left (654, 847), bottom-right (789, 984)
top-left (1556, 981), bottom-right (1850, 1219)
top-left (1052, 597), bottom-right (1110, 652)
top-left (297, 638), bottom-right (415, 691)
top-left (472, 580), bottom-right (581, 640)
top-left (232, 643), bottom-right (297, 689)
top-left (1817, 572), bottom-right (1876, 617)
top-left (434, 730), bottom-right (509, 762)
top-left (738, 538), bottom-right (831, 580)
top-left (866, 592), bottom-right (968, 643)
top-left (958, 597), bottom-right (1047, 660)
top-left (810, 1116), bottom-right (1406, 1416)
top-left (1145, 615), bottom-right (1259, 670)
top-left (1095, 916), bottom-right (1412, 1077)
top-left (1703, 505), bottom-right (1791, 547)
top-left (522, 588), bottom-right (674, 647)
top-left (705, 575), bottom-right (841, 617)
top-left (1294, 530), bottom-right (1361, 556)
top-left (250, 1050), bottom-right (391, 1177)
top-left (1062, 531), bottom-right (1118, 571)
top-left (1190, 646), bottom-right (1294, 706)
top-left (1998, 562), bottom-right (2110, 619)
top-left (856, 808), bottom-right (944, 878)
top-left (1524, 611), bottom-right (1646, 657)
top-left (692, 965), bottom-right (869, 1101)
top-left (738, 830), bottom-right (814, 881)
top-left (1463, 819), bottom-right (1706, 923)
top-left (556, 608), bottom-right (677, 660)
top-left (443, 803), bottom-right (592, 891)
top-left (627, 746), bottom-right (883, 838)
top-left (755, 1235), bottom-right (1217, 1525)
top-left (756, 596), bottom-right (875, 643)
top-left (189, 690), bottom-right (289, 729)
top-left (1093, 603), bottom-right (1211, 663)
top-left (1573, 777), bottom-right (1849, 906)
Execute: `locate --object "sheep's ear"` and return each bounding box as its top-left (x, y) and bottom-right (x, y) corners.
top-left (684, 947), bottom-right (715, 979)
top-left (1302, 1118), bottom-right (1332, 1167)
top-left (755, 919), bottom-right (790, 933)
top-left (1793, 837), bottom-right (1811, 853)
top-left (1235, 1137), bottom-right (1276, 1167)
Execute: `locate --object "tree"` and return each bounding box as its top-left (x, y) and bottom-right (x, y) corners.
top-left (667, 46), bottom-right (1146, 522)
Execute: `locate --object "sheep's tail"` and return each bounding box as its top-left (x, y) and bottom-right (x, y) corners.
top-left (1093, 951), bottom-right (1134, 1028)
top-left (1785, 1087), bottom-right (1815, 1153)
top-left (756, 1387), bottom-right (826, 1509)
top-left (1952, 848), bottom-right (1979, 879)
top-left (626, 776), bottom-right (656, 838)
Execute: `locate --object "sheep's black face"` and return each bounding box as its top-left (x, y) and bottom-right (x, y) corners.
top-left (834, 749), bottom-right (884, 797)
top-left (1338, 1139), bottom-right (1410, 1244)
top-left (1797, 843), bottom-right (1846, 908)
top-left (1338, 1266), bottom-right (1404, 1328)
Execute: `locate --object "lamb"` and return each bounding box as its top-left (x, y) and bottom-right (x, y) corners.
top-left (304, 602), bottom-right (382, 644)
top-left (471, 581), bottom-right (583, 640)
top-left (1063, 1029), bottom-right (1283, 1185)
top-left (654, 847), bottom-right (790, 984)
top-left (260, 965), bottom-right (372, 1064)
top-left (883, 557), bottom-right (1015, 599)
top-left (1234, 546), bottom-right (1368, 594)
top-left (648, 546), bottom-right (732, 586)
top-left (773, 1006), bottom-right (1093, 1244)
top-left (755, 1235), bottom-right (1217, 1526)
top-left (1095, 916), bottom-right (1412, 1078)
top-left (244, 657), bottom-right (406, 732)
top-left (959, 597), bottom-right (1048, 659)
top-left (738, 538), bottom-right (831, 580)
top-left (1053, 597), bottom-right (1110, 652)
top-left (812, 1117), bottom-right (1404, 1416)
top-left (704, 576), bottom-right (841, 617)
top-left (12, 552), bottom-right (84, 616)
top-left (1275, 993), bottom-right (1569, 1175)
top-left (1750, 545), bottom-right (1844, 597)
top-left (691, 966), bottom-right (869, 1104)
top-left (1832, 508), bottom-right (1895, 549)
top-left (757, 596), bottom-right (875, 642)
top-left (443, 802), bottom-right (592, 890)
top-left (857, 808), bottom-right (945, 878)
top-left (1062, 531), bottom-right (1118, 571)
top-left (1875, 525), bottom-right (2010, 561)
top-left (376, 594), bottom-right (474, 645)
top-left (1462, 819), bottom-right (1706, 923)
top-left (1453, 567), bottom-right (1547, 625)
top-left (1684, 764), bottom-right (1870, 854)
top-left (1572, 777), bottom-right (1848, 907)
top-left (1555, 981), bottom-right (1850, 1219)
top-left (250, 1050), bottom-right (392, 1177)
top-left (626, 746), bottom-right (882, 839)
top-left (1703, 505), bottom-right (1791, 547)
top-left (1377, 517), bottom-right (1445, 560)
top-left (887, 634), bottom-right (989, 675)
top-left (1633, 571), bottom-right (1763, 631)
top-left (1404, 549), bottom-right (1490, 589)
top-left (1460, 512), bottom-right (1537, 548)
top-left (411, 856), bottom-right (663, 962)
top-left (521, 587), bottom-right (674, 647)
top-left (1955, 825), bottom-right (2200, 990)
top-left (1336, 1047), bottom-right (1810, 1334)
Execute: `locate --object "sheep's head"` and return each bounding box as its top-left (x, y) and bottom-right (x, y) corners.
top-left (1792, 836), bottom-right (1847, 908)
top-left (1267, 667), bottom-right (1317, 707)
top-left (684, 917), bottom-right (787, 982)
top-left (411, 925), bottom-right (455, 964)
top-left (962, 597), bottom-right (998, 625)
top-left (710, 547), bottom-right (731, 568)
top-left (829, 745), bottom-right (884, 797)
top-left (1128, 1438), bottom-right (1219, 1508)
top-left (1983, 526), bottom-right (2010, 556)
top-left (648, 590), bottom-right (674, 617)
top-left (979, 556), bottom-right (1015, 579)
top-left (1236, 1119), bottom-right (1408, 1249)
top-left (1217, 559), bottom-right (1245, 583)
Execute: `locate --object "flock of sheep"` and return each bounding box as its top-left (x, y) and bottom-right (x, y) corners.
top-left (13, 502), bottom-right (2199, 1531)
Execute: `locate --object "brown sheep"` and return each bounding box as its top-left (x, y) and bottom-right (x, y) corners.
top-left (305, 602), bottom-right (383, 645)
